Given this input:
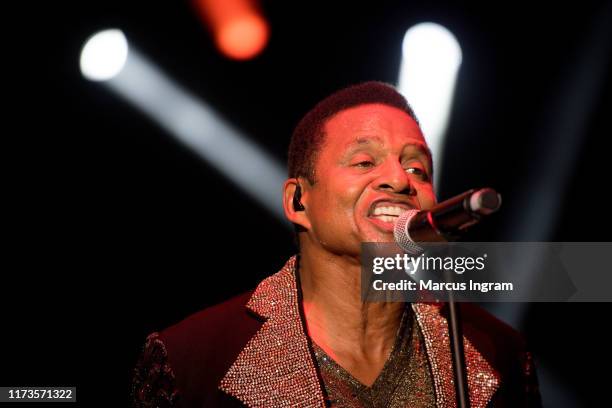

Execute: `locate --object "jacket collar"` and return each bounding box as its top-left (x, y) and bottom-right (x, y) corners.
top-left (219, 256), bottom-right (499, 407)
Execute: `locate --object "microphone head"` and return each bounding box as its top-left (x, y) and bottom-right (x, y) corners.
top-left (469, 188), bottom-right (502, 215)
top-left (393, 209), bottom-right (423, 255)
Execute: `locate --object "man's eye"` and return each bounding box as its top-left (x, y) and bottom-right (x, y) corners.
top-left (407, 167), bottom-right (428, 180)
top-left (355, 161), bottom-right (374, 168)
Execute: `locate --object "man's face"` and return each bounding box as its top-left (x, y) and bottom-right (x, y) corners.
top-left (302, 103), bottom-right (436, 257)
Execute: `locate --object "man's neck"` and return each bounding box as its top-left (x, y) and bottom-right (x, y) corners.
top-left (298, 245), bottom-right (405, 385)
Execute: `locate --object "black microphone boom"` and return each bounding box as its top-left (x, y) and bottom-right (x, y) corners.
top-left (394, 188), bottom-right (501, 251)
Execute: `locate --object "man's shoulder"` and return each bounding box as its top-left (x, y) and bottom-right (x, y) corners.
top-left (158, 290), bottom-right (262, 353)
top-left (150, 291), bottom-right (264, 406)
top-left (458, 305), bottom-right (541, 405)
top-left (460, 303), bottom-right (527, 351)
top-left (457, 302), bottom-right (535, 393)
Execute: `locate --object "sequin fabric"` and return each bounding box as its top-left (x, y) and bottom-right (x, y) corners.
top-left (412, 303), bottom-right (500, 408)
top-left (219, 256), bottom-right (326, 407)
top-left (220, 256), bottom-right (500, 407)
top-left (313, 305), bottom-right (436, 407)
top-left (132, 332), bottom-right (180, 408)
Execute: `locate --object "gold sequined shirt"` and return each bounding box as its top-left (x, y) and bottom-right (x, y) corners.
top-left (312, 305), bottom-right (436, 408)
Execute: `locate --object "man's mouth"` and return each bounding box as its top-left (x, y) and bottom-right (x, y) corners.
top-left (367, 201), bottom-right (414, 231)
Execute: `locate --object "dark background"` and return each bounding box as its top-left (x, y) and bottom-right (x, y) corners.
top-left (4, 0), bottom-right (612, 406)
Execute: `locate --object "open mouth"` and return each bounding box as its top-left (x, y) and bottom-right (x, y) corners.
top-left (367, 201), bottom-right (414, 230)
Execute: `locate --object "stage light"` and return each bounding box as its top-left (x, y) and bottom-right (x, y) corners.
top-left (217, 13), bottom-right (268, 60)
top-left (398, 22), bottom-right (462, 184)
top-left (80, 29), bottom-right (129, 81)
top-left (194, 0), bottom-right (269, 60)
top-left (81, 33), bottom-right (286, 220)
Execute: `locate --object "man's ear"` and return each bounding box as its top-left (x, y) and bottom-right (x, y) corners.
top-left (283, 178), bottom-right (312, 230)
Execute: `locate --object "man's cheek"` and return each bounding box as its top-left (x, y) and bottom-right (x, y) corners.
top-left (417, 187), bottom-right (436, 208)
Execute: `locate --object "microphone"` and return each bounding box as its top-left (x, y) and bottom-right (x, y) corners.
top-left (392, 188), bottom-right (500, 408)
top-left (394, 188), bottom-right (501, 254)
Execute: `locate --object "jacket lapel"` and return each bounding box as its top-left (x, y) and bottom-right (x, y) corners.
top-left (219, 256), bottom-right (499, 408)
top-left (412, 303), bottom-right (500, 408)
top-left (218, 256), bottom-right (326, 407)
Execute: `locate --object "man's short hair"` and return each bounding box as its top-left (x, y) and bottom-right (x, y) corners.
top-left (287, 81), bottom-right (421, 185)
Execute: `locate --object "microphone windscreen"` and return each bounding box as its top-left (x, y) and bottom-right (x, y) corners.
top-left (393, 209), bottom-right (423, 254)
top-left (469, 188), bottom-right (502, 215)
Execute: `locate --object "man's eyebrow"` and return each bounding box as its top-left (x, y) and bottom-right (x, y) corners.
top-left (344, 136), bottom-right (430, 156)
top-left (345, 135), bottom-right (385, 149)
top-left (408, 142), bottom-right (432, 158)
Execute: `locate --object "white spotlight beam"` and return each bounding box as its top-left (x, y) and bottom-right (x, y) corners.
top-left (398, 22), bottom-right (463, 187)
top-left (81, 30), bottom-right (287, 221)
top-left (80, 29), bottom-right (129, 81)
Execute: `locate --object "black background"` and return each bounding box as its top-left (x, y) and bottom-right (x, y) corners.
top-left (4, 0), bottom-right (612, 406)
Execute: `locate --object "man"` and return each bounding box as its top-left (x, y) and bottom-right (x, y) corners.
top-left (132, 82), bottom-right (541, 407)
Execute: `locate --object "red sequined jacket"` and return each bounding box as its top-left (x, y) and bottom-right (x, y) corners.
top-left (132, 256), bottom-right (541, 407)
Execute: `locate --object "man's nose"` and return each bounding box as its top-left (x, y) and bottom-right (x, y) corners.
top-left (374, 161), bottom-right (416, 196)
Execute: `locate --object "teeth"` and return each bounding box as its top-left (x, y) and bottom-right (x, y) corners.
top-left (372, 206), bottom-right (407, 216)
top-left (372, 215), bottom-right (398, 223)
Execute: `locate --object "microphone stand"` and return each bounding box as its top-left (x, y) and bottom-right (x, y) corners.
top-left (446, 286), bottom-right (470, 408)
top-left (396, 187), bottom-right (502, 407)
top-left (412, 242), bottom-right (470, 407)
top-left (444, 245), bottom-right (470, 408)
